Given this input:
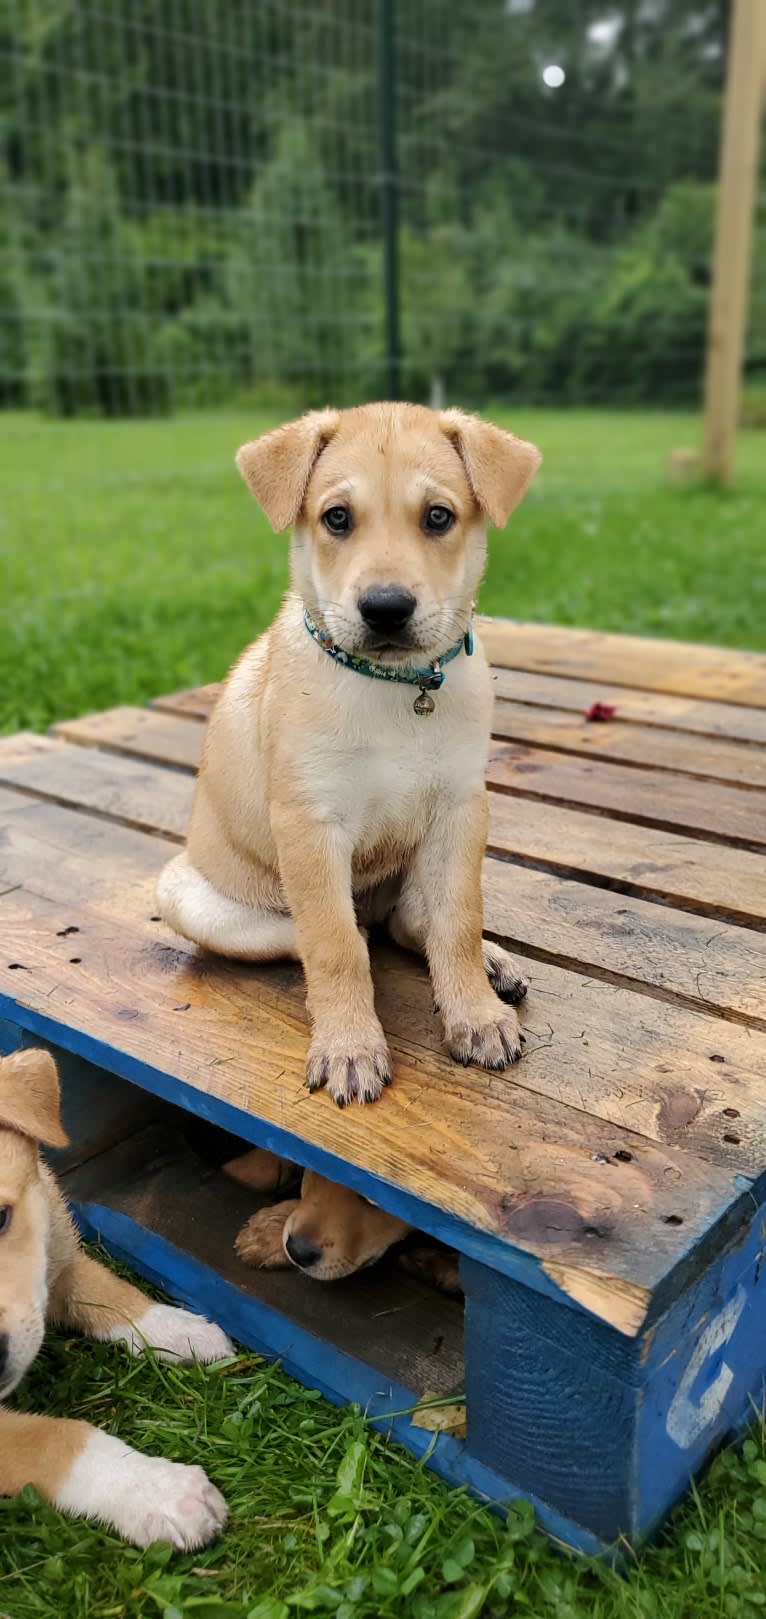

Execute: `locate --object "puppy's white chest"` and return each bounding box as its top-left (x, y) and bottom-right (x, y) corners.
top-left (302, 674), bottom-right (486, 848)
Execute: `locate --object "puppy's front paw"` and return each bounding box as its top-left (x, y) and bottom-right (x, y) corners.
top-left (306, 1027), bottom-right (391, 1106)
top-left (121, 1302), bottom-right (233, 1364)
top-left (122, 1458), bottom-right (227, 1551)
top-left (483, 941), bottom-right (528, 1005)
top-left (56, 1431), bottom-right (228, 1550)
top-left (446, 1004), bottom-right (522, 1070)
top-left (235, 1201), bottom-right (298, 1268)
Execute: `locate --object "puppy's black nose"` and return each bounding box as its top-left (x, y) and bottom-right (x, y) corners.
top-left (0, 1333), bottom-right (8, 1383)
top-left (285, 1232), bottom-right (322, 1270)
top-left (358, 584), bottom-right (417, 635)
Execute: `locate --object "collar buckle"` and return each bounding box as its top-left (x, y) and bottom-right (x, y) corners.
top-left (421, 661), bottom-right (444, 692)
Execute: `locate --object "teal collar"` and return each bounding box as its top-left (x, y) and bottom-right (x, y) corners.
top-left (303, 607), bottom-right (474, 716)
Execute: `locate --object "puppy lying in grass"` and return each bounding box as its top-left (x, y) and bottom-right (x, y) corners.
top-left (0, 1048), bottom-right (232, 1549)
top-left (226, 1146), bottom-right (461, 1295)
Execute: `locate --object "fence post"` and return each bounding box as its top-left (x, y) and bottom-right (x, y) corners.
top-left (377, 0), bottom-right (401, 400)
top-left (701, 0), bottom-right (766, 484)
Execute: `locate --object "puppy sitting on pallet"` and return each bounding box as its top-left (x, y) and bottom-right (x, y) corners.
top-left (0, 1048), bottom-right (231, 1549)
top-left (157, 404), bottom-right (539, 1104)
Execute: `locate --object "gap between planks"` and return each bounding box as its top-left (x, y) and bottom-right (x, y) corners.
top-left (0, 780), bottom-right (761, 1133)
top-left (491, 701), bottom-right (766, 790)
top-left (1, 737), bottom-right (765, 1027)
top-left (476, 618), bottom-right (766, 709)
top-left (44, 713), bottom-right (766, 924)
top-left (152, 647), bottom-right (766, 742)
top-left (490, 669), bottom-right (766, 748)
top-left (59, 699), bottom-right (766, 792)
top-left (488, 744), bottom-right (766, 854)
top-left (54, 704), bottom-right (766, 850)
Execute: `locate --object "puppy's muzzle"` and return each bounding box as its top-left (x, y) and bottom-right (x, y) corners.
top-left (358, 584), bottom-right (417, 643)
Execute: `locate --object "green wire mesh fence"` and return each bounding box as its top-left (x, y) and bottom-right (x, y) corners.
top-left (0, 0), bottom-right (764, 419)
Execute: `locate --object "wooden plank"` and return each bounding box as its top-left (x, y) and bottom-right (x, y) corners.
top-left (54, 698), bottom-right (766, 793)
top-left (0, 733), bottom-right (191, 838)
top-left (42, 715), bottom-right (766, 926)
top-left (0, 793), bottom-right (764, 1185)
top-left (481, 861), bottom-right (766, 1027)
top-left (47, 702), bottom-right (766, 862)
top-left (55, 706), bottom-right (204, 771)
top-left (151, 683), bottom-right (220, 721)
top-left (4, 738), bottom-right (765, 1021)
top-left (477, 619), bottom-right (766, 708)
top-left (488, 795), bottom-right (766, 928)
top-left (488, 742), bottom-right (766, 851)
top-left (154, 674), bottom-right (766, 748)
top-left (492, 669), bottom-right (766, 747)
top-left (702, 0), bottom-right (766, 483)
top-left (0, 881), bottom-right (753, 1334)
top-left (492, 701), bottom-right (766, 789)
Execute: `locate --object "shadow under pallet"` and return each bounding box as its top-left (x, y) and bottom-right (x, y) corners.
top-left (1, 616), bottom-right (766, 1555)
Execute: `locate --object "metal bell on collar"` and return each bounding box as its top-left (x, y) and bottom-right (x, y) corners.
top-left (413, 687), bottom-right (436, 715)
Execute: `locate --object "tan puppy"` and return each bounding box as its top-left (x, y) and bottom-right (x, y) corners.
top-left (157, 403), bottom-right (540, 1105)
top-left (0, 1048), bottom-right (231, 1549)
top-left (226, 1148), bottom-right (460, 1294)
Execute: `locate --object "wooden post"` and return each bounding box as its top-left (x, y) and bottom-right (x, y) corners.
top-left (701, 0), bottom-right (766, 484)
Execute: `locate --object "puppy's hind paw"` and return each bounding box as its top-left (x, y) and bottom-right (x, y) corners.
top-left (483, 941), bottom-right (528, 1005)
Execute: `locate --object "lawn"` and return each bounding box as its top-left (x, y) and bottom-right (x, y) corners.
top-left (2, 406), bottom-right (766, 1618)
top-left (1, 406), bottom-right (764, 735)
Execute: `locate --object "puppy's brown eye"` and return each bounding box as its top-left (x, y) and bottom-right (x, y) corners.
top-left (322, 505), bottom-right (353, 536)
top-left (0, 1206), bottom-right (12, 1236)
top-left (424, 504), bottom-right (454, 536)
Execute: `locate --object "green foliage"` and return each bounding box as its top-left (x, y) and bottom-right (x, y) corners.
top-left (1, 405), bottom-right (764, 737)
top-left (33, 150), bottom-right (171, 418)
top-left (2, 0), bottom-right (764, 416)
top-left (220, 124), bottom-right (375, 406)
top-left (0, 171), bottom-right (27, 405)
top-left (4, 1260), bottom-right (766, 1617)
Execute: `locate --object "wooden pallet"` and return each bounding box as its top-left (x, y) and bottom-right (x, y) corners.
top-left (1, 615), bottom-right (765, 1554)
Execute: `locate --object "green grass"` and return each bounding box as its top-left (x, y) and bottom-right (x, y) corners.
top-left (3, 1313), bottom-right (766, 1619)
top-left (1, 407), bottom-right (764, 734)
top-left (2, 407), bottom-right (766, 1615)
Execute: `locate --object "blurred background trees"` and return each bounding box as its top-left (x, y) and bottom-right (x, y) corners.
top-left (0, 0), bottom-right (762, 416)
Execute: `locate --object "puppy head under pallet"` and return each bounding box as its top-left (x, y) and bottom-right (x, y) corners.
top-left (1, 615), bottom-right (766, 1555)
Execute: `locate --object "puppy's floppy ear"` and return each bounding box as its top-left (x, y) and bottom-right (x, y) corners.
top-left (0, 1049), bottom-right (68, 1148)
top-left (236, 408), bottom-right (340, 532)
top-left (440, 409), bottom-right (541, 529)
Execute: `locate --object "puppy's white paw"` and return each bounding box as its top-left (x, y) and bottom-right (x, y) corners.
top-left (55, 1430), bottom-right (228, 1550)
top-left (113, 1302), bottom-right (233, 1363)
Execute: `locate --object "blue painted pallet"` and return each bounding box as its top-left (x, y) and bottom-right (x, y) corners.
top-left (1, 661), bottom-right (765, 1554)
top-left (2, 1009), bottom-right (765, 1556)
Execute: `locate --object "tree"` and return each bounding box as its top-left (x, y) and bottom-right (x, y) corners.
top-left (37, 148), bottom-right (170, 416)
